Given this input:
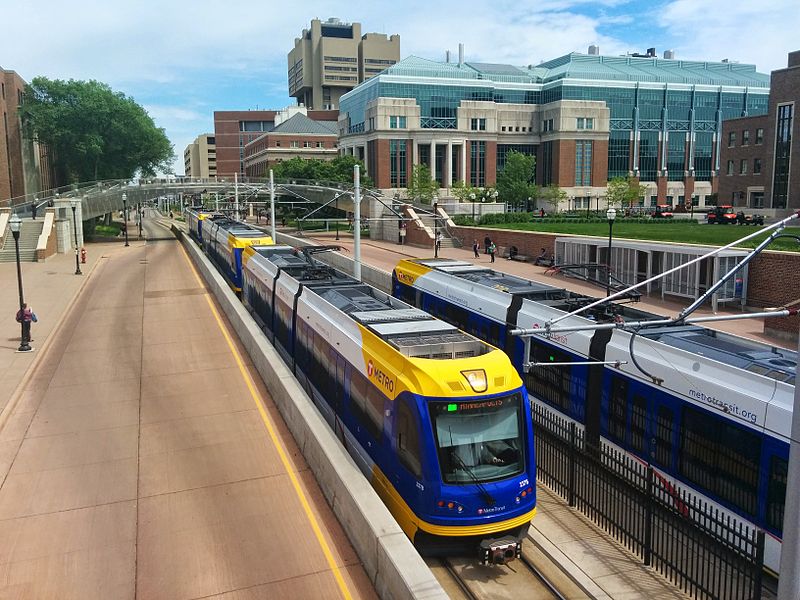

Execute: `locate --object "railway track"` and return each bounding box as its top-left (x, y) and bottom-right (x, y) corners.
top-left (425, 550), bottom-right (574, 600)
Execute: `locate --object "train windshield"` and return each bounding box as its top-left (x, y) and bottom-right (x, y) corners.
top-left (430, 393), bottom-right (524, 484)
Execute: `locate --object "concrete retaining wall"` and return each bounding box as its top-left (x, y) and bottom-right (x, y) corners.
top-left (178, 227), bottom-right (445, 600)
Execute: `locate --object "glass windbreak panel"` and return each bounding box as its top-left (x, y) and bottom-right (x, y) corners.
top-left (431, 393), bottom-right (524, 484)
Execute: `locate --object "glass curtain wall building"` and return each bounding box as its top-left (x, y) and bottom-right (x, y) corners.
top-left (338, 51), bottom-right (769, 209)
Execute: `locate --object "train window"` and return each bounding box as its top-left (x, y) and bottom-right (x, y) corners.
top-left (654, 406), bottom-right (674, 469)
top-left (608, 376), bottom-right (627, 444)
top-left (396, 399), bottom-right (422, 478)
top-left (313, 334), bottom-right (335, 397)
top-left (274, 300), bottom-right (292, 351)
top-left (679, 407), bottom-right (761, 516)
top-left (766, 456), bottom-right (788, 532)
top-left (430, 393), bottom-right (524, 484)
top-left (630, 394), bottom-right (647, 452)
top-left (396, 282), bottom-right (416, 306)
top-left (350, 371), bottom-right (381, 440)
top-left (525, 343), bottom-right (571, 412)
top-left (365, 387), bottom-right (385, 439)
top-left (445, 304), bottom-right (469, 329)
top-left (294, 320), bottom-right (307, 366)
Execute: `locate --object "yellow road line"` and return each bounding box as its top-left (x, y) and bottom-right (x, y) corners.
top-left (179, 242), bottom-right (353, 600)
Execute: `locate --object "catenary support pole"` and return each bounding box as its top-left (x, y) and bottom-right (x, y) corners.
top-left (234, 172), bottom-right (239, 221)
top-left (353, 164), bottom-right (361, 282)
top-left (778, 354), bottom-right (800, 598)
top-left (269, 169), bottom-right (276, 241)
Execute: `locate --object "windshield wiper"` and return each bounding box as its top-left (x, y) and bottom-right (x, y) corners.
top-left (451, 451), bottom-right (496, 507)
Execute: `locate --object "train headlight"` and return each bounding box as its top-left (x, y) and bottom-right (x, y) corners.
top-left (460, 369), bottom-right (488, 393)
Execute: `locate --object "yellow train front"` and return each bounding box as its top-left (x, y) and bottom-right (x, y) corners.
top-left (241, 245), bottom-right (536, 564)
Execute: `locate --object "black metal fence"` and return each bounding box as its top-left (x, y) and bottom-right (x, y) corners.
top-left (534, 404), bottom-right (765, 600)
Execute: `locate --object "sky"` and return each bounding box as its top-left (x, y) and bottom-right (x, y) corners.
top-left (1, 0), bottom-right (798, 175)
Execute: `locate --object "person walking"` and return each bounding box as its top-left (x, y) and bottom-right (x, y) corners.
top-left (484, 235), bottom-right (491, 255)
top-left (473, 239), bottom-right (480, 258)
top-left (15, 303), bottom-right (37, 344)
top-left (489, 241), bottom-right (496, 263)
top-left (435, 231), bottom-right (443, 254)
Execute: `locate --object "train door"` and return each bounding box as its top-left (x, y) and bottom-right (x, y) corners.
top-left (393, 396), bottom-right (424, 502)
top-left (585, 330), bottom-right (613, 449)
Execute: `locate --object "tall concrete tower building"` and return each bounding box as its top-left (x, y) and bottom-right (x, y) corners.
top-left (288, 17), bottom-right (399, 110)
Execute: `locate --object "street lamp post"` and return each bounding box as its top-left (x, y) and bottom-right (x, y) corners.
top-left (70, 199), bottom-right (82, 275)
top-left (433, 195), bottom-right (439, 259)
top-left (469, 192), bottom-right (476, 222)
top-left (137, 203), bottom-right (142, 240)
top-left (335, 196), bottom-right (340, 241)
top-left (606, 207), bottom-right (617, 297)
top-left (122, 193), bottom-right (129, 247)
top-left (9, 215), bottom-right (31, 352)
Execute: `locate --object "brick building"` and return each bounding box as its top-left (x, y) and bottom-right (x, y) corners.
top-left (1, 66), bottom-right (57, 201)
top-left (338, 48), bottom-right (770, 209)
top-left (213, 107), bottom-right (338, 177)
top-left (243, 112), bottom-right (338, 177)
top-left (719, 50), bottom-right (800, 211)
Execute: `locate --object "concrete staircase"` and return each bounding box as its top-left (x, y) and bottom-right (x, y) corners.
top-left (0, 220), bottom-right (43, 262)
top-left (416, 213), bottom-right (458, 248)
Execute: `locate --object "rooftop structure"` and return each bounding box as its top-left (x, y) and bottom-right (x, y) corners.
top-left (288, 17), bottom-right (400, 110)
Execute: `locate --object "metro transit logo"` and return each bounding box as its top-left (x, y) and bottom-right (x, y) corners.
top-left (367, 359), bottom-right (395, 394)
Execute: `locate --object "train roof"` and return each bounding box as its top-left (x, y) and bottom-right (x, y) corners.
top-left (257, 250), bottom-right (494, 360)
top-left (404, 258), bottom-right (797, 382)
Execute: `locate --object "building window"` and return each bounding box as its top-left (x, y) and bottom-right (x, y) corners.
top-left (728, 131), bottom-right (736, 147)
top-left (368, 117), bottom-right (375, 131)
top-left (501, 126), bottom-right (506, 132)
top-left (275, 141), bottom-right (281, 147)
top-left (316, 142), bottom-right (324, 148)
top-left (726, 160), bottom-right (734, 175)
top-left (470, 141), bottom-right (486, 187)
top-left (470, 118), bottom-right (486, 131)
top-left (577, 117), bottom-right (594, 130)
top-left (304, 141), bottom-right (311, 148)
top-left (389, 115), bottom-right (407, 129)
top-left (575, 141), bottom-right (592, 186)
top-left (773, 103), bottom-right (793, 209)
top-left (740, 159), bottom-right (747, 175)
top-left (290, 141), bottom-right (299, 148)
top-left (756, 128), bottom-right (764, 144)
top-left (742, 130), bottom-right (750, 145)
top-left (754, 158), bottom-right (762, 174)
top-left (541, 119), bottom-right (554, 133)
top-left (750, 191), bottom-right (765, 208)
top-left (390, 140), bottom-right (407, 188)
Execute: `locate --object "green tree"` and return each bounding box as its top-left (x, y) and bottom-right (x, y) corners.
top-left (270, 155), bottom-right (373, 187)
top-left (20, 77), bottom-right (173, 182)
top-left (496, 151), bottom-right (537, 211)
top-left (539, 185), bottom-right (568, 213)
top-left (605, 176), bottom-right (647, 211)
top-left (451, 179), bottom-right (480, 203)
top-left (406, 164), bottom-right (439, 204)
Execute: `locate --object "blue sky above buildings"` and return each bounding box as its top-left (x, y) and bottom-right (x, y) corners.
top-left (1, 0), bottom-right (798, 174)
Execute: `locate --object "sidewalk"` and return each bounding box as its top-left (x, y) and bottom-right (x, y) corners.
top-left (0, 242), bottom-right (124, 414)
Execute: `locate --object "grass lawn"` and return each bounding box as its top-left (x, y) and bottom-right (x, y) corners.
top-left (489, 221), bottom-right (800, 252)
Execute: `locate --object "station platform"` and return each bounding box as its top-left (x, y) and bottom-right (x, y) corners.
top-left (0, 219), bottom-right (376, 599)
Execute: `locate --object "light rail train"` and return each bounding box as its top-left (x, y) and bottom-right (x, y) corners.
top-left (185, 207), bottom-right (273, 292)
top-left (392, 258), bottom-right (796, 574)
top-left (239, 245), bottom-right (536, 563)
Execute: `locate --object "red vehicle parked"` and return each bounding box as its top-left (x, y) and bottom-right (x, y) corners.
top-left (706, 205), bottom-right (738, 224)
top-left (652, 205), bottom-right (674, 218)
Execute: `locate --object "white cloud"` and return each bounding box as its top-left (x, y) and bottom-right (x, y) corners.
top-left (658, 0), bottom-right (800, 72)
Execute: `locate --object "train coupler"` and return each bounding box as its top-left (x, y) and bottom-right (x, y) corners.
top-left (479, 536), bottom-right (521, 565)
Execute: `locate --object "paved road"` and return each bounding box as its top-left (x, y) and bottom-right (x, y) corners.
top-left (0, 215), bottom-right (375, 600)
